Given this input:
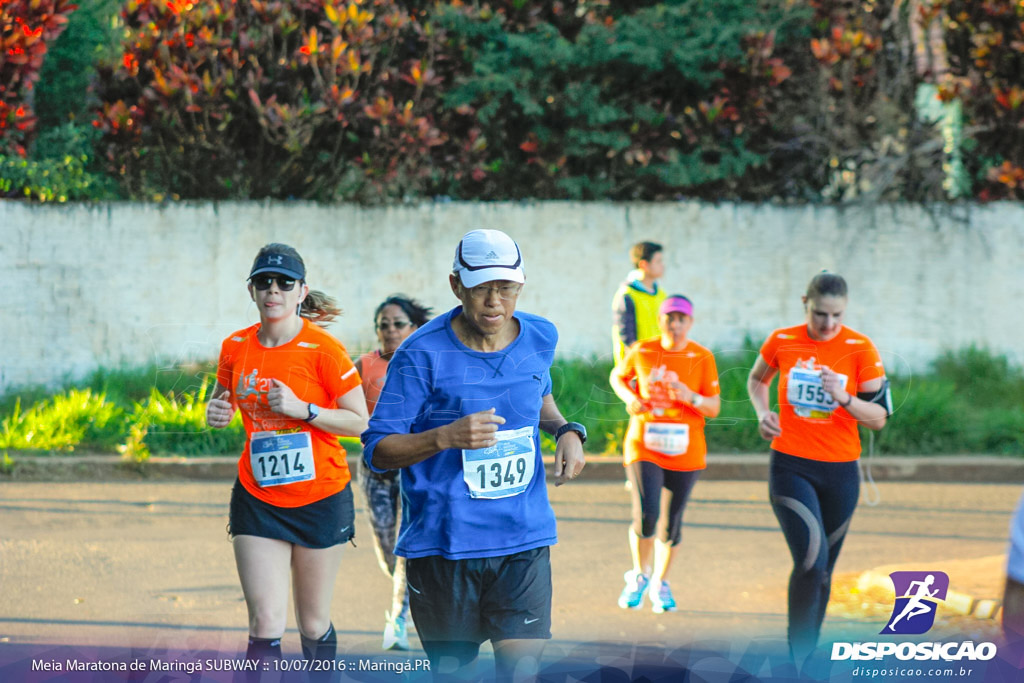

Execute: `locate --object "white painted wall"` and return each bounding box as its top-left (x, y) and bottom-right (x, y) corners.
top-left (1, 200), bottom-right (1020, 394)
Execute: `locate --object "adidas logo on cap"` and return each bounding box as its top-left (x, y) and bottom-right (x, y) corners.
top-left (485, 250), bottom-right (498, 259)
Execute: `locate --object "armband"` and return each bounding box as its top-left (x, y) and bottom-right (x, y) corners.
top-left (857, 379), bottom-right (893, 417)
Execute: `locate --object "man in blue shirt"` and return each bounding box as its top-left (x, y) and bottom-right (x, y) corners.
top-left (362, 229), bottom-right (587, 680)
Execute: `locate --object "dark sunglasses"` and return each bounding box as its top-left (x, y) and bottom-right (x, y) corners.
top-left (250, 274), bottom-right (299, 291)
top-left (376, 321), bottom-right (411, 331)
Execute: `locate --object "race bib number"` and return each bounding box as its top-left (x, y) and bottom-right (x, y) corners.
top-left (462, 426), bottom-right (536, 499)
top-left (643, 422), bottom-right (690, 456)
top-left (250, 430), bottom-right (315, 487)
top-left (787, 367), bottom-right (848, 419)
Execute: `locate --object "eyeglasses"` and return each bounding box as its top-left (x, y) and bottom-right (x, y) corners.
top-left (466, 283), bottom-right (522, 301)
top-left (250, 274), bottom-right (298, 291)
top-left (376, 321), bottom-right (411, 331)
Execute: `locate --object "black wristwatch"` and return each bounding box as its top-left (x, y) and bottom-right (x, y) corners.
top-left (555, 421), bottom-right (587, 445)
top-left (305, 403), bottom-right (320, 423)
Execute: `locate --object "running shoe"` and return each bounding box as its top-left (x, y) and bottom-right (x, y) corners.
top-left (382, 610), bottom-right (409, 651)
top-left (617, 570), bottom-right (650, 609)
top-left (650, 580), bottom-right (677, 614)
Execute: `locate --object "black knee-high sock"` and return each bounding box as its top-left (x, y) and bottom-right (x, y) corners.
top-left (242, 636), bottom-right (281, 682)
top-left (246, 635), bottom-right (283, 662)
top-left (301, 622), bottom-right (337, 682)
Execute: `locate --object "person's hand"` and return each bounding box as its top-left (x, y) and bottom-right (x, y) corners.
top-left (553, 429), bottom-right (585, 486)
top-left (758, 411), bottom-right (782, 440)
top-left (819, 365), bottom-right (849, 403)
top-left (206, 390), bottom-right (234, 428)
top-left (266, 379), bottom-right (305, 419)
top-left (627, 398), bottom-right (651, 416)
top-left (441, 408), bottom-right (506, 450)
top-left (668, 380), bottom-right (696, 404)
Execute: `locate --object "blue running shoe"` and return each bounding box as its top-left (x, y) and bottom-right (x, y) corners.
top-left (650, 580), bottom-right (677, 613)
top-left (617, 570), bottom-right (650, 609)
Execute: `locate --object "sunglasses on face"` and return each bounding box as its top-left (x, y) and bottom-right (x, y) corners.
top-left (466, 283), bottom-right (522, 301)
top-left (376, 320), bottom-right (411, 331)
top-left (250, 274), bottom-right (299, 291)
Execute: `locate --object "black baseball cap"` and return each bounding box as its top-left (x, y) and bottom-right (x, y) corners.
top-left (249, 251), bottom-right (305, 280)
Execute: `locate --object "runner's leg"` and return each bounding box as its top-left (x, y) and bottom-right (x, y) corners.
top-left (233, 535), bottom-right (291, 671)
top-left (652, 469), bottom-right (700, 584)
top-left (493, 640), bottom-right (545, 682)
top-left (769, 452), bottom-right (829, 661)
top-left (292, 544), bottom-right (345, 679)
top-left (234, 535), bottom-right (291, 637)
top-left (361, 468), bottom-right (399, 578)
top-left (406, 555), bottom-right (483, 679)
top-left (631, 460), bottom-right (665, 575)
top-left (292, 543), bottom-right (345, 638)
top-left (389, 480), bottom-right (409, 620)
top-left (813, 461), bottom-right (859, 636)
top-left (485, 548), bottom-right (551, 682)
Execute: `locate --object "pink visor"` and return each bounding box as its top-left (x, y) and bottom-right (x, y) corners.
top-left (659, 296), bottom-right (693, 317)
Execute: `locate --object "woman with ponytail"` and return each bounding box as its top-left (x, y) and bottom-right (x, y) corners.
top-left (205, 243), bottom-right (368, 677)
top-left (747, 272), bottom-right (891, 664)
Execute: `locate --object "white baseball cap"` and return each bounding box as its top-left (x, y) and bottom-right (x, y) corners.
top-left (452, 229), bottom-right (526, 288)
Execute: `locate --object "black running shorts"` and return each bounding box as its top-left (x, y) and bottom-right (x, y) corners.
top-left (406, 545), bottom-right (552, 656)
top-left (228, 478), bottom-right (355, 549)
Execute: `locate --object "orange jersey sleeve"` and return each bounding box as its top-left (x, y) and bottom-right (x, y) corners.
top-left (760, 324), bottom-right (885, 462)
top-left (219, 319), bottom-right (362, 507)
top-left (621, 337), bottom-right (720, 471)
top-left (358, 350), bottom-right (389, 416)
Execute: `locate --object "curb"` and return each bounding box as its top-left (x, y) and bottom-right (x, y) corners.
top-left (0, 455), bottom-right (240, 482)
top-left (2, 453), bottom-right (1023, 483)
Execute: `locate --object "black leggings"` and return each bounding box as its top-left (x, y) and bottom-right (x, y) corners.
top-left (769, 450), bottom-right (860, 658)
top-left (627, 460), bottom-right (701, 545)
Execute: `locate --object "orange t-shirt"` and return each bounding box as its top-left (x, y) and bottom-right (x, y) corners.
top-left (357, 350), bottom-right (388, 415)
top-left (759, 324), bottom-right (885, 463)
top-left (614, 337), bottom-right (720, 471)
top-left (217, 319), bottom-right (362, 507)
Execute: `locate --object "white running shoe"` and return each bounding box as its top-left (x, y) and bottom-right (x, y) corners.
top-left (382, 610), bottom-right (409, 651)
top-left (617, 570), bottom-right (650, 609)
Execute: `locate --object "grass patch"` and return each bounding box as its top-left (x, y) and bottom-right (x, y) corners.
top-left (0, 389), bottom-right (124, 453)
top-left (0, 365), bottom-right (242, 457)
top-left (130, 380), bottom-right (245, 456)
top-left (872, 346), bottom-right (1024, 455)
top-left (1, 346), bottom-right (1023, 457)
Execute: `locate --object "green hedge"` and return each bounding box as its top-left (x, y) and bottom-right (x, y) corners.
top-left (2, 347), bottom-right (1023, 459)
top-left (14, 0), bottom-right (1024, 202)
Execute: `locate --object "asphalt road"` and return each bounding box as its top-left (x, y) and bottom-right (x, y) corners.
top-left (1, 479), bottom-right (1021, 680)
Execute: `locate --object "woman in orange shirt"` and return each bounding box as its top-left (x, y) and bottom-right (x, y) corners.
top-left (747, 272), bottom-right (891, 663)
top-left (610, 295), bottom-right (721, 613)
top-left (205, 243), bottom-right (368, 675)
top-left (354, 295), bottom-right (432, 651)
